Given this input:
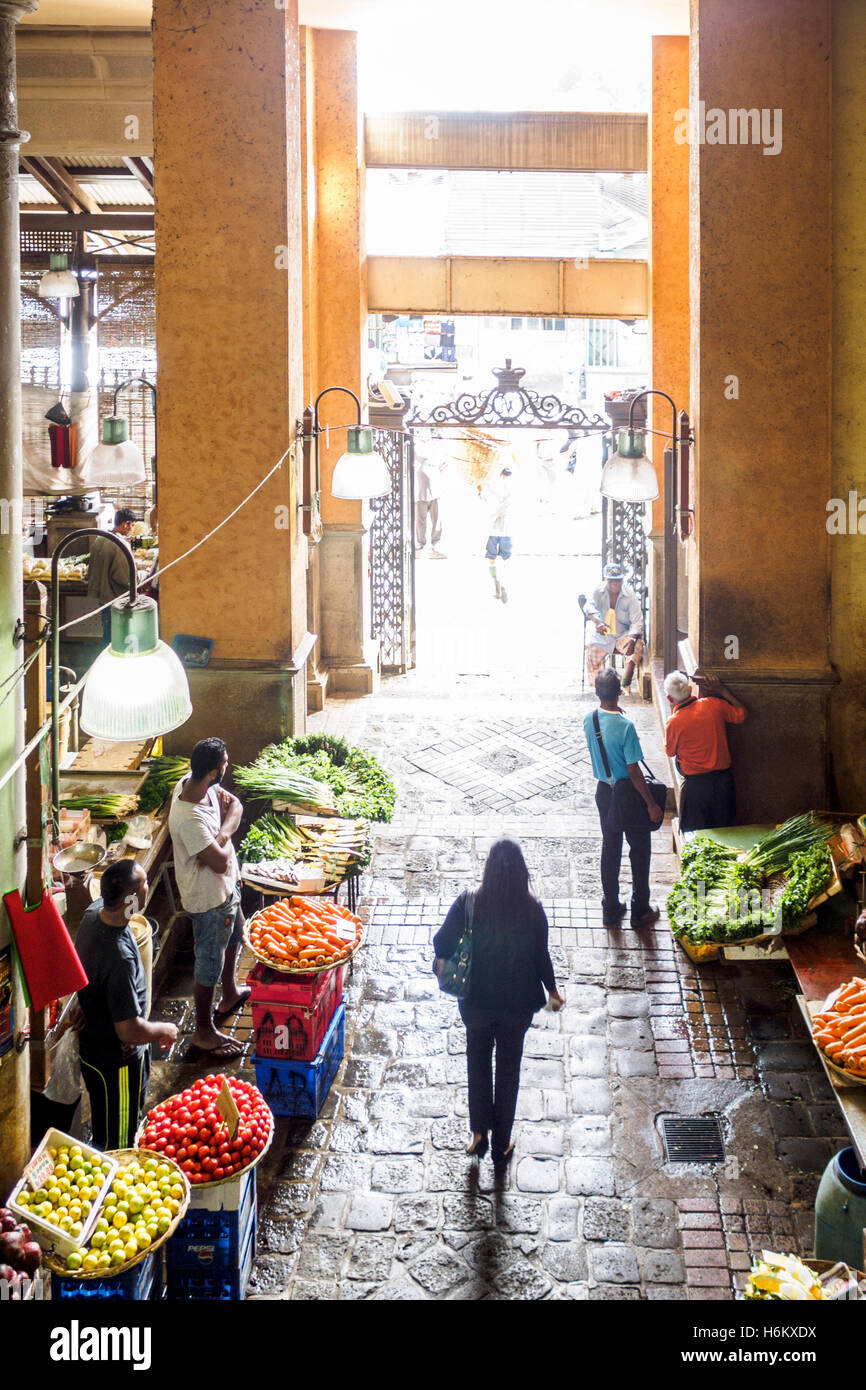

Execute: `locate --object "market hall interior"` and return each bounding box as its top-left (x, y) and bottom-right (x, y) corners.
top-left (1, 0), bottom-right (866, 1306)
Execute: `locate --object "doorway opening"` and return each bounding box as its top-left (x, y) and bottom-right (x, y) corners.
top-left (368, 323), bottom-right (650, 692)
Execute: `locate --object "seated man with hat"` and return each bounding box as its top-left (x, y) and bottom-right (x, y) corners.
top-left (583, 563), bottom-right (644, 691)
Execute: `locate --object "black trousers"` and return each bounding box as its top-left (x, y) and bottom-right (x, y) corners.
top-left (459, 1003), bottom-right (533, 1157)
top-left (679, 768), bottom-right (735, 832)
top-left (595, 781), bottom-right (652, 920)
top-left (80, 1048), bottom-right (150, 1151)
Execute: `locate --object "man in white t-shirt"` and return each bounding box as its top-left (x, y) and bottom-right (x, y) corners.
top-left (482, 465), bottom-right (513, 603)
top-left (168, 736), bottom-right (247, 1059)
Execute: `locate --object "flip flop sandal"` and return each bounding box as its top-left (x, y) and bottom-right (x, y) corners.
top-left (184, 1038), bottom-right (244, 1062)
top-left (213, 987), bottom-right (251, 1024)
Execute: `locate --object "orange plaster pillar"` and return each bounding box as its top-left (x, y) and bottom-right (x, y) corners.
top-left (308, 27), bottom-right (378, 693)
top-left (153, 0), bottom-right (310, 762)
top-left (649, 35), bottom-right (690, 662)
top-left (689, 0), bottom-right (833, 819)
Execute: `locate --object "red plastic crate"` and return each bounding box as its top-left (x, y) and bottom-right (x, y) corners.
top-left (249, 961), bottom-right (343, 1061)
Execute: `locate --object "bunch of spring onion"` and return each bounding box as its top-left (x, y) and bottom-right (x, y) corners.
top-left (59, 793), bottom-right (139, 819)
top-left (137, 755), bottom-right (190, 813)
top-left (232, 756), bottom-right (336, 813)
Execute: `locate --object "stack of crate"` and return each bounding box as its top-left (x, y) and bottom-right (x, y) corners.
top-left (249, 961), bottom-right (346, 1118)
top-left (165, 1169), bottom-right (257, 1301)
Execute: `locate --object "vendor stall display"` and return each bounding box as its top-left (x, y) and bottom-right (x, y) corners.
top-left (808, 977), bottom-right (866, 1082)
top-left (235, 733), bottom-right (396, 822)
top-left (41, 1149), bottom-right (190, 1288)
top-left (245, 894), bottom-right (363, 972)
top-left (668, 814), bottom-right (837, 958)
top-left (138, 1074), bottom-right (274, 1187)
top-left (240, 811), bottom-right (371, 896)
top-left (742, 1250), bottom-right (866, 1301)
top-left (138, 1074), bottom-right (273, 1300)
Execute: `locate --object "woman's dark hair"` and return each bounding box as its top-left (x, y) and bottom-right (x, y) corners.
top-left (190, 736), bottom-right (227, 780)
top-left (474, 837), bottom-right (537, 930)
top-left (101, 857), bottom-right (143, 908)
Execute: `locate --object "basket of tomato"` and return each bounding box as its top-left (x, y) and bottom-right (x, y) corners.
top-left (137, 1075), bottom-right (274, 1186)
top-left (244, 894), bottom-right (364, 974)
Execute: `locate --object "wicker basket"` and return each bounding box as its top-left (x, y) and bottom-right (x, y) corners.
top-left (243, 906), bottom-right (363, 976)
top-left (136, 1098), bottom-right (275, 1189)
top-left (44, 1148), bottom-right (190, 1280)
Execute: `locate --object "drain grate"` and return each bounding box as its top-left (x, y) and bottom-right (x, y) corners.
top-left (661, 1116), bottom-right (725, 1164)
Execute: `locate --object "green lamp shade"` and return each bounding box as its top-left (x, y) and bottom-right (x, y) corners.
top-left (80, 417), bottom-right (146, 487)
top-left (330, 426), bottom-right (391, 500)
top-left (599, 429), bottom-right (659, 503)
top-left (80, 598), bottom-right (192, 741)
top-left (38, 254), bottom-right (80, 300)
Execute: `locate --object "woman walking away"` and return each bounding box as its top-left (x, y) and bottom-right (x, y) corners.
top-left (433, 838), bottom-right (564, 1169)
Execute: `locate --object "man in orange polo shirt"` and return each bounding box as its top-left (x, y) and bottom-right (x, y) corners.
top-left (663, 671), bottom-right (747, 831)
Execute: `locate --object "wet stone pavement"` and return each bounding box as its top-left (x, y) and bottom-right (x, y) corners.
top-left (149, 675), bottom-right (850, 1300)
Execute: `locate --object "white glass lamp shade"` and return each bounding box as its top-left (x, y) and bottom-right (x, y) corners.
top-left (81, 598), bottom-right (192, 741)
top-left (80, 417), bottom-right (146, 487)
top-left (38, 255), bottom-right (80, 300)
top-left (599, 430), bottom-right (659, 503)
top-left (330, 426), bottom-right (391, 500)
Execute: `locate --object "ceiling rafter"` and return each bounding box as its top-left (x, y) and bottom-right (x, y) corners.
top-left (122, 155), bottom-right (154, 196)
top-left (20, 156), bottom-right (100, 215)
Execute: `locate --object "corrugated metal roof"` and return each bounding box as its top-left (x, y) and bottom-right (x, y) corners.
top-left (19, 175), bottom-right (58, 206)
top-left (79, 179), bottom-right (153, 206)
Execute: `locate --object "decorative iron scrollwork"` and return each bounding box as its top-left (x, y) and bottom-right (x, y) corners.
top-left (406, 360), bottom-right (611, 433)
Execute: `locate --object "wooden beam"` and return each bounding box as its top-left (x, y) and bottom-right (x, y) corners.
top-left (21, 212), bottom-right (154, 230)
top-left (122, 155), bottom-right (154, 196)
top-left (20, 156), bottom-right (100, 215)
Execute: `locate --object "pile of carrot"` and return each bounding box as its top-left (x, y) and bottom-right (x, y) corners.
top-left (249, 894), bottom-right (363, 970)
top-left (812, 977), bottom-right (866, 1076)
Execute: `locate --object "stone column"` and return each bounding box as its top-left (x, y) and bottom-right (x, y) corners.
top-left (153, 0), bottom-right (310, 764)
top-left (0, 0), bottom-right (38, 1194)
top-left (689, 0), bottom-right (833, 820)
top-left (649, 36), bottom-right (690, 664)
top-left (309, 27), bottom-right (378, 694)
top-left (830, 0), bottom-right (866, 810)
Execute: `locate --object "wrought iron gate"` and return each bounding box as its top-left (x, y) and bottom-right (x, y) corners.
top-left (405, 361), bottom-right (649, 639)
top-left (600, 433), bottom-right (649, 646)
top-left (369, 422), bottom-right (415, 673)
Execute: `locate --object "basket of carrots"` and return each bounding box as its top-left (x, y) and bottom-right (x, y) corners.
top-left (810, 976), bottom-right (866, 1084)
top-left (244, 894), bottom-right (364, 974)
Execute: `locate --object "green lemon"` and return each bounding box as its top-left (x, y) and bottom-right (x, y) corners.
top-left (119, 1224), bottom-right (135, 1242)
top-left (169, 1183), bottom-right (184, 1200)
top-left (123, 1240), bottom-right (138, 1261)
top-left (112, 1211), bottom-right (127, 1229)
top-left (65, 1250), bottom-right (83, 1271)
top-left (82, 1253), bottom-right (100, 1272)
top-left (70, 1222), bottom-right (83, 1238)
top-left (90, 1230), bottom-right (107, 1249)
top-left (98, 1252), bottom-right (112, 1269)
top-left (110, 1248), bottom-right (126, 1267)
top-left (108, 1237), bottom-right (124, 1254)
top-left (95, 1217), bottom-right (109, 1233)
top-left (69, 1156), bottom-right (83, 1172)
top-left (146, 1222), bottom-right (159, 1240)
top-left (135, 1231), bottom-right (151, 1250)
top-left (155, 1215), bottom-right (171, 1235)
top-left (47, 1185), bottom-right (62, 1205)
top-left (54, 1163), bottom-right (68, 1179)
top-left (128, 1196), bottom-right (144, 1216)
top-left (58, 1177), bottom-right (71, 1192)
top-left (59, 1215), bottom-right (74, 1233)
top-left (155, 1164), bottom-right (171, 1179)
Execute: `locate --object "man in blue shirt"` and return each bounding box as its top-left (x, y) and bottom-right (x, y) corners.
top-left (583, 667), bottom-right (662, 928)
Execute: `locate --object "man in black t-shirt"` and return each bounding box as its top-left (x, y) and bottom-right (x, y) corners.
top-left (75, 859), bottom-right (177, 1150)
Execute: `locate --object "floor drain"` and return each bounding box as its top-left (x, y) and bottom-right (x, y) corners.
top-left (661, 1116), bottom-right (725, 1164)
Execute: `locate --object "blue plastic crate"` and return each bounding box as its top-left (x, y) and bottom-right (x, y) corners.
top-left (51, 1251), bottom-right (158, 1302)
top-left (167, 1171), bottom-right (257, 1271)
top-left (166, 1215), bottom-right (256, 1301)
top-left (253, 1003), bottom-right (344, 1118)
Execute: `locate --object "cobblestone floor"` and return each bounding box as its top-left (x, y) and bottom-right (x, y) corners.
top-left (149, 672), bottom-right (850, 1300)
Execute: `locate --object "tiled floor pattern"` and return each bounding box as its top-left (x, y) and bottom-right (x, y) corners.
top-left (144, 674), bottom-right (852, 1298)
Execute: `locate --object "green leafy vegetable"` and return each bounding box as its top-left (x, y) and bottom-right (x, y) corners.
top-left (138, 756), bottom-right (190, 813)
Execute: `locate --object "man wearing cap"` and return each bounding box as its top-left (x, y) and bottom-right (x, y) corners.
top-left (584, 563), bottom-right (644, 690)
top-left (663, 671), bottom-right (747, 830)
